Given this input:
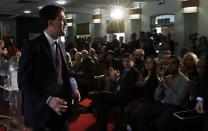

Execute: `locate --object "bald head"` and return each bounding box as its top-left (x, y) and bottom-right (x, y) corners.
top-left (81, 50), bottom-right (89, 60)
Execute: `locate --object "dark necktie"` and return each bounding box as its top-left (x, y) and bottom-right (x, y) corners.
top-left (55, 42), bottom-right (63, 85)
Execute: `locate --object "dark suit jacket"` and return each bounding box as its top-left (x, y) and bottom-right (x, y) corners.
top-left (115, 67), bottom-right (140, 104)
top-left (198, 50), bottom-right (208, 104)
top-left (18, 33), bottom-right (73, 128)
top-left (78, 57), bottom-right (95, 79)
top-left (128, 40), bottom-right (140, 53)
top-left (141, 75), bottom-right (159, 102)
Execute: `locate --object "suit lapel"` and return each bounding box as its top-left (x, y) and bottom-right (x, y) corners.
top-left (41, 34), bottom-right (68, 71)
top-left (58, 42), bottom-right (67, 63)
top-left (40, 34), bottom-right (56, 69)
top-left (56, 41), bottom-right (69, 73)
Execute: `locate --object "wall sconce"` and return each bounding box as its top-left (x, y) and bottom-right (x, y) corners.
top-left (182, 0), bottom-right (199, 13)
top-left (92, 14), bottom-right (102, 23)
top-left (129, 8), bottom-right (142, 19)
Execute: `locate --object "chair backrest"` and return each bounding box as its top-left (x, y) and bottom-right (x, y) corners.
top-left (0, 123), bottom-right (7, 131)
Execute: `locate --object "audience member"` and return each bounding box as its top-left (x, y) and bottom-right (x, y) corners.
top-left (89, 53), bottom-right (139, 131)
top-left (69, 48), bottom-right (78, 62)
top-left (128, 33), bottom-right (140, 53)
top-left (181, 52), bottom-right (198, 80)
top-left (195, 50), bottom-right (208, 131)
top-left (198, 36), bottom-right (208, 57)
top-left (118, 36), bottom-right (128, 54)
top-left (65, 52), bottom-right (72, 69)
top-left (124, 57), bottom-right (159, 129)
top-left (133, 49), bottom-right (145, 73)
top-left (133, 55), bottom-right (188, 131)
top-left (138, 31), bottom-right (146, 49)
top-left (89, 48), bottom-right (98, 63)
top-left (76, 50), bottom-right (95, 98)
top-left (106, 34), bottom-right (119, 51)
top-left (142, 32), bottom-right (157, 57)
top-left (72, 52), bottom-right (82, 72)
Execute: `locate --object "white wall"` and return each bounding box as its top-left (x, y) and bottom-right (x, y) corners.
top-left (198, 0), bottom-right (208, 37)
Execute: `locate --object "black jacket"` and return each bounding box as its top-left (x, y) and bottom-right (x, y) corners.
top-left (115, 67), bottom-right (140, 104)
top-left (18, 33), bottom-right (73, 128)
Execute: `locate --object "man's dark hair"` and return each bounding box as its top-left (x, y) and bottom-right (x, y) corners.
top-left (123, 53), bottom-right (134, 60)
top-left (39, 5), bottom-right (64, 30)
top-left (131, 33), bottom-right (137, 39)
top-left (110, 59), bottom-right (121, 71)
top-left (169, 55), bottom-right (181, 65)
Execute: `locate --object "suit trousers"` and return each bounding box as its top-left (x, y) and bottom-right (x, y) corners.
top-left (32, 111), bottom-right (69, 131)
top-left (203, 108), bottom-right (208, 131)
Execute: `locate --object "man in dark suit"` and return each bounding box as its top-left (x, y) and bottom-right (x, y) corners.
top-left (128, 33), bottom-right (140, 53)
top-left (18, 5), bottom-right (80, 131)
top-left (195, 49), bottom-right (208, 131)
top-left (89, 53), bottom-right (140, 131)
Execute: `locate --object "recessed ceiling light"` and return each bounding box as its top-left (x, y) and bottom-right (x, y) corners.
top-left (23, 10), bottom-right (32, 14)
top-left (56, 0), bottom-right (66, 5)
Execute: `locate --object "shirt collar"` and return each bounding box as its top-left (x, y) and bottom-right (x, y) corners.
top-left (44, 31), bottom-right (57, 46)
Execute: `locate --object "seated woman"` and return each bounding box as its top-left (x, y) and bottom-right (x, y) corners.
top-left (138, 57), bottom-right (159, 102)
top-left (181, 52), bottom-right (198, 80)
top-left (124, 57), bottom-right (159, 130)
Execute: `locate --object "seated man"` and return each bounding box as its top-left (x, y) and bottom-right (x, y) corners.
top-left (90, 53), bottom-right (140, 131)
top-left (133, 49), bottom-right (145, 73)
top-left (76, 50), bottom-right (95, 98)
top-left (133, 55), bottom-right (188, 131)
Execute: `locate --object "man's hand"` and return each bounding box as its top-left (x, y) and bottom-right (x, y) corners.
top-left (136, 77), bottom-right (146, 87)
top-left (195, 100), bottom-right (204, 114)
top-left (74, 89), bottom-right (81, 103)
top-left (48, 97), bottom-right (68, 116)
top-left (157, 72), bottom-right (164, 83)
top-left (157, 73), bottom-right (168, 88)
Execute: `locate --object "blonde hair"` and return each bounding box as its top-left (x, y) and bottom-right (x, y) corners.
top-left (182, 52), bottom-right (198, 65)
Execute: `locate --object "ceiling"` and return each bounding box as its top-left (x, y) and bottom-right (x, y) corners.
top-left (0, 0), bottom-right (156, 18)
